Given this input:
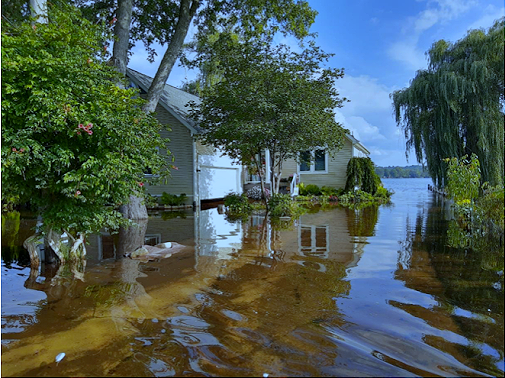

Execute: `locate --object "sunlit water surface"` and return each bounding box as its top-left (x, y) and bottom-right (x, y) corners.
top-left (2, 178), bottom-right (503, 377)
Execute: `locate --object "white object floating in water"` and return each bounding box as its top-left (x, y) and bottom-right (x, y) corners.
top-left (263, 374), bottom-right (269, 378)
top-left (155, 242), bottom-right (172, 249)
top-left (55, 352), bottom-right (66, 363)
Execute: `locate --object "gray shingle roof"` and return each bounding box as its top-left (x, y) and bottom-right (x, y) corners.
top-left (126, 68), bottom-right (202, 134)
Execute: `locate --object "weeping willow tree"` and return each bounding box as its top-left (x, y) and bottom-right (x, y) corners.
top-left (344, 157), bottom-right (380, 194)
top-left (391, 18), bottom-right (504, 187)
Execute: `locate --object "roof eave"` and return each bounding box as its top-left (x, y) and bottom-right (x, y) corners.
top-left (126, 70), bottom-right (200, 135)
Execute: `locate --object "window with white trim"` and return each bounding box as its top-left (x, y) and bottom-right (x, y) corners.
top-left (299, 149), bottom-right (327, 173)
top-left (299, 225), bottom-right (329, 257)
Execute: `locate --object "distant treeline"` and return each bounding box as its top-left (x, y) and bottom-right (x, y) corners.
top-left (375, 165), bottom-right (431, 178)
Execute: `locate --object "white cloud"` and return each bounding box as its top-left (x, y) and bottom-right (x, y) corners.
top-left (387, 40), bottom-right (428, 71)
top-left (331, 74), bottom-right (414, 166)
top-left (336, 75), bottom-right (393, 115)
top-left (389, 0), bottom-right (476, 69)
top-left (468, 4), bottom-right (504, 30)
top-left (344, 115), bottom-right (387, 142)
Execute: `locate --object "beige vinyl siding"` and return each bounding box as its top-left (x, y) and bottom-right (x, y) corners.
top-left (145, 104), bottom-right (194, 200)
top-left (281, 158), bottom-right (298, 178)
top-left (281, 139), bottom-right (353, 189)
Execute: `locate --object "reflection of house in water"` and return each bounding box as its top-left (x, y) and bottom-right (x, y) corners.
top-left (278, 209), bottom-right (368, 269)
top-left (194, 207), bottom-right (374, 276)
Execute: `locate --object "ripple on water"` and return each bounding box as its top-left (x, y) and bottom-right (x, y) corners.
top-left (221, 309), bottom-right (244, 322)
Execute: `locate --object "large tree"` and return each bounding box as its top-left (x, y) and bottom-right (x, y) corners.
top-left (1, 3), bottom-right (170, 262)
top-left (391, 19), bottom-right (504, 187)
top-left (190, 37), bottom-right (348, 203)
top-left (68, 0), bottom-right (318, 218)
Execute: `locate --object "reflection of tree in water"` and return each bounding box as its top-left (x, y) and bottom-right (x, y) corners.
top-left (345, 205), bottom-right (379, 237)
top-left (109, 220), bottom-right (154, 326)
top-left (394, 197), bottom-right (504, 376)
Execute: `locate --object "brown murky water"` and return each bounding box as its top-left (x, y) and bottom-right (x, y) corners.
top-left (2, 178), bottom-right (503, 377)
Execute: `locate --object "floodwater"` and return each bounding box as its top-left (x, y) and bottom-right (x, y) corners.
top-left (1, 178), bottom-right (503, 377)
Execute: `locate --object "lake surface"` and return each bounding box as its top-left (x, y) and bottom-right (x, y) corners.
top-left (2, 178), bottom-right (503, 377)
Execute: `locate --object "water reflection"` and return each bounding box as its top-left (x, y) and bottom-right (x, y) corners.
top-left (1, 180), bottom-right (503, 377)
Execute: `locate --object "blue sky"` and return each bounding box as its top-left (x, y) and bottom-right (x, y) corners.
top-left (128, 0), bottom-right (504, 167)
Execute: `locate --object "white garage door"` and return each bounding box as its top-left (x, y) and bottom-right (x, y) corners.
top-left (199, 166), bottom-right (241, 200)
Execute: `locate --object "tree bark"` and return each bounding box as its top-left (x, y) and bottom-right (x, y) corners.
top-left (116, 219), bottom-right (148, 256)
top-left (143, 0), bottom-right (200, 113)
top-left (112, 0), bottom-right (199, 218)
top-left (118, 195), bottom-right (148, 220)
top-left (112, 0), bottom-right (149, 220)
top-left (112, 0), bottom-right (134, 76)
top-left (29, 0), bottom-right (47, 23)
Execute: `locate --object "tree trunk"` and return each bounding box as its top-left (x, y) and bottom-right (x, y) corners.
top-left (119, 195), bottom-right (148, 220)
top-left (29, 0), bottom-right (47, 23)
top-left (112, 0), bottom-right (134, 76)
top-left (142, 0), bottom-right (200, 113)
top-left (112, 0), bottom-right (148, 220)
top-left (111, 0), bottom-right (199, 218)
top-left (116, 219), bottom-right (148, 256)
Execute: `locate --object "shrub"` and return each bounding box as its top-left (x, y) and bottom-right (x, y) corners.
top-left (224, 192), bottom-right (252, 214)
top-left (375, 186), bottom-right (393, 199)
top-left (475, 185), bottom-right (504, 231)
top-left (161, 210), bottom-right (187, 220)
top-left (299, 183), bottom-right (321, 196)
top-left (345, 157), bottom-right (381, 194)
top-left (145, 194), bottom-right (159, 208)
top-left (321, 186), bottom-right (341, 196)
top-left (268, 193), bottom-right (303, 217)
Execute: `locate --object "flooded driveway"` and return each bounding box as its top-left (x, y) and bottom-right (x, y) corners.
top-left (1, 178), bottom-right (503, 376)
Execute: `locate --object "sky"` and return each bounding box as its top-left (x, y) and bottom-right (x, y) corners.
top-left (128, 0), bottom-right (504, 168)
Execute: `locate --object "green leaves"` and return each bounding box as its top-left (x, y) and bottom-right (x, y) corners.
top-left (445, 154), bottom-right (481, 204)
top-left (1, 3), bottom-right (171, 236)
top-left (191, 38), bottom-right (346, 171)
top-left (392, 18), bottom-right (504, 187)
top-left (344, 157), bottom-right (381, 195)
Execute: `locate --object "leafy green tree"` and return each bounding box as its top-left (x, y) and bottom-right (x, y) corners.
top-left (445, 154), bottom-right (481, 204)
top-left (344, 157), bottom-right (381, 194)
top-left (391, 19), bottom-right (504, 187)
top-left (70, 0), bottom-right (317, 113)
top-left (65, 0), bottom-right (317, 218)
top-left (190, 37), bottom-right (348, 205)
top-left (1, 4), bottom-right (170, 260)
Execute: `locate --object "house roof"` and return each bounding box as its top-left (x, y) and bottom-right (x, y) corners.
top-left (345, 133), bottom-right (370, 155)
top-left (127, 69), bottom-right (371, 156)
top-left (126, 68), bottom-right (202, 134)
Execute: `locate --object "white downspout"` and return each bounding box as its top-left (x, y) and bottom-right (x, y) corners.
top-left (192, 136), bottom-right (199, 210)
top-left (265, 149), bottom-right (271, 191)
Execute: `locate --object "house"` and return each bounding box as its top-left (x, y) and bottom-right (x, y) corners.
top-left (127, 68), bottom-right (369, 204)
top-left (126, 69), bottom-right (242, 207)
top-left (243, 134), bottom-right (370, 193)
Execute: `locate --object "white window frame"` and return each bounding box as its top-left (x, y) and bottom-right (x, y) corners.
top-left (298, 149), bottom-right (328, 174)
top-left (298, 224), bottom-right (329, 258)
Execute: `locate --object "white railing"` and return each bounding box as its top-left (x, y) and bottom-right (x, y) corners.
top-left (290, 174), bottom-right (299, 197)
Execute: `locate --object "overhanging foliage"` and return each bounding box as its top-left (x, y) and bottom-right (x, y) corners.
top-left (1, 3), bottom-right (171, 235)
top-left (391, 18), bottom-right (504, 187)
